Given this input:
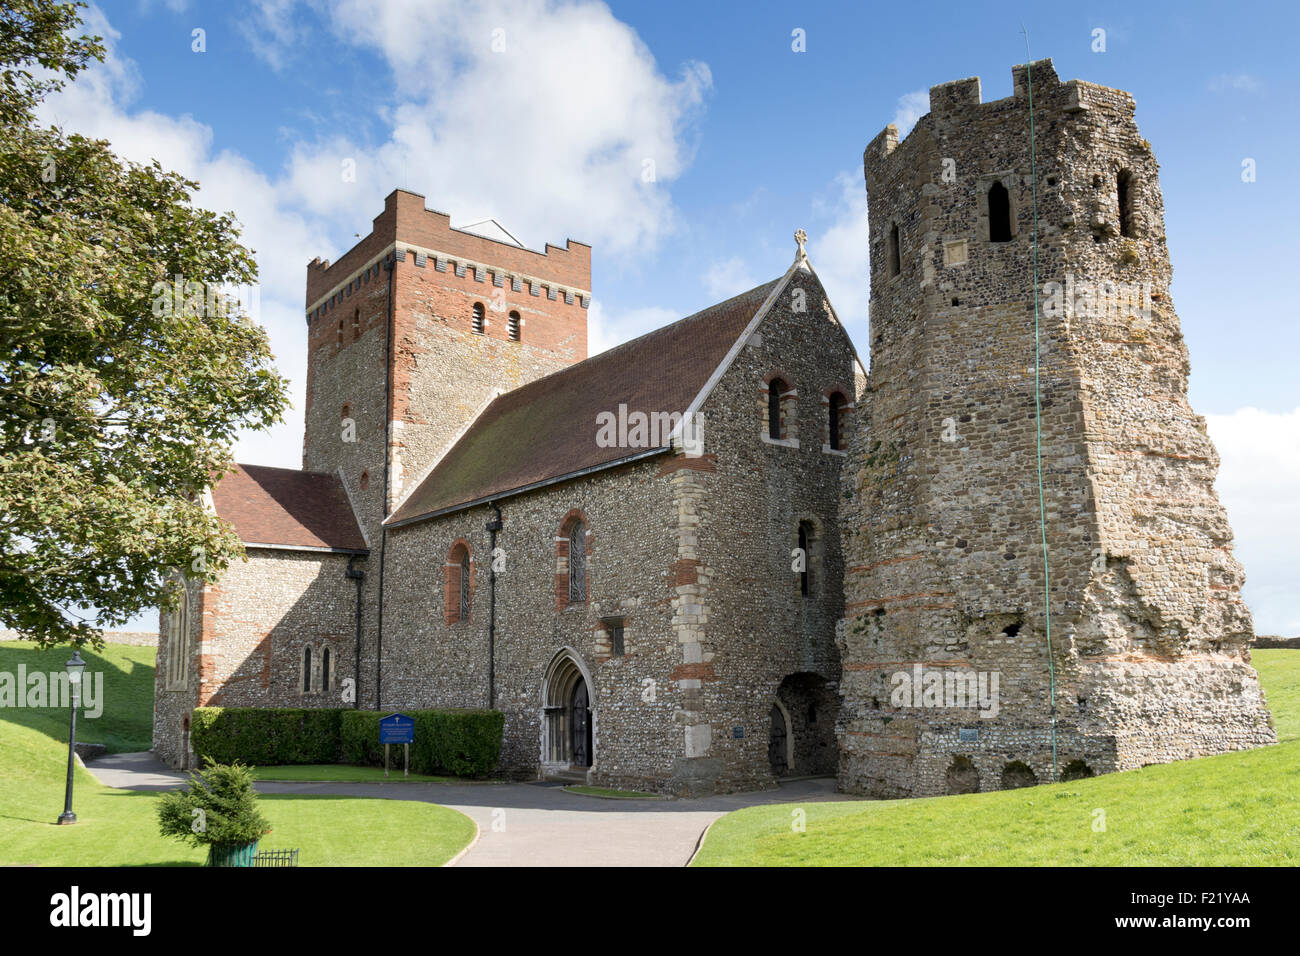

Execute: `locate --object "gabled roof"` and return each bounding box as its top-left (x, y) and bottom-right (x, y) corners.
top-left (387, 275), bottom-right (788, 526)
top-left (212, 464), bottom-right (368, 553)
top-left (454, 218), bottom-right (525, 248)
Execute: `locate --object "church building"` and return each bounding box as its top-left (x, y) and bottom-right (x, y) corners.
top-left (154, 60), bottom-right (1275, 797)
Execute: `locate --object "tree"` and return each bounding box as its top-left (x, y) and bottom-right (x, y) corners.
top-left (156, 762), bottom-right (273, 861)
top-left (0, 1), bottom-right (289, 648)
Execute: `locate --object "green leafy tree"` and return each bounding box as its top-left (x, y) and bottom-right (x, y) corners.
top-left (0, 1), bottom-right (289, 648)
top-left (156, 762), bottom-right (273, 850)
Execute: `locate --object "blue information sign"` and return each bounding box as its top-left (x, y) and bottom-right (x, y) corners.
top-left (379, 713), bottom-right (414, 745)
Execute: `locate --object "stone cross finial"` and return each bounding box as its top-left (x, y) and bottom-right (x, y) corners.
top-left (795, 228), bottom-right (808, 260)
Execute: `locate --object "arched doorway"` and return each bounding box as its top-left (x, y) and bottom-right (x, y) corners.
top-left (769, 702), bottom-right (791, 775)
top-left (771, 672), bottom-right (840, 778)
top-left (570, 678), bottom-right (591, 768)
top-left (542, 650), bottom-right (594, 770)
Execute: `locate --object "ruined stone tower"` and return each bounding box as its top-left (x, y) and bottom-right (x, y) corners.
top-left (838, 60), bottom-right (1275, 797)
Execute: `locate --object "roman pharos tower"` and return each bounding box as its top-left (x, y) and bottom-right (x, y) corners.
top-left (837, 60), bottom-right (1275, 797)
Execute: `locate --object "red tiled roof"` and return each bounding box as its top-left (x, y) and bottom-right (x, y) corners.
top-left (388, 277), bottom-right (783, 526)
top-left (212, 464), bottom-right (368, 552)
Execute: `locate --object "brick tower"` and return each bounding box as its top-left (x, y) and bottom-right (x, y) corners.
top-left (838, 61), bottom-right (1275, 797)
top-left (302, 189), bottom-right (591, 539)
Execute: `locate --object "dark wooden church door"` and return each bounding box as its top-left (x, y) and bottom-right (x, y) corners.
top-left (571, 678), bottom-right (592, 767)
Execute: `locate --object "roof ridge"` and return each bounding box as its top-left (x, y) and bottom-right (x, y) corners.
top-left (237, 462), bottom-right (336, 479)
top-left (487, 276), bottom-right (784, 406)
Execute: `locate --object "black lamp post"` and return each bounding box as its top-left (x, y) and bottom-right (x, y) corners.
top-left (57, 650), bottom-right (85, 825)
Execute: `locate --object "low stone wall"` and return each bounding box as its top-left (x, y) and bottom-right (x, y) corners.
top-left (1255, 636), bottom-right (1300, 649)
top-left (0, 628), bottom-right (157, 646)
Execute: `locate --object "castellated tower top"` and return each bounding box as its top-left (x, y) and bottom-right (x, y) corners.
top-left (861, 58), bottom-right (1166, 310)
top-left (305, 189), bottom-right (591, 314)
top-left (866, 58), bottom-right (1137, 176)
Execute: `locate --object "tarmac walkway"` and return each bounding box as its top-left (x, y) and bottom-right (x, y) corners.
top-left (86, 752), bottom-right (859, 867)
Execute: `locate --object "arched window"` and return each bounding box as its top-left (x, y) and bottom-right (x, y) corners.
top-left (302, 646), bottom-right (313, 693)
top-left (165, 580), bottom-right (190, 690)
top-left (1117, 169), bottom-right (1134, 237)
top-left (336, 320), bottom-right (343, 345)
top-left (508, 310), bottom-right (520, 341)
top-left (459, 549), bottom-right (471, 620)
top-left (768, 378), bottom-right (786, 440)
top-left (988, 181), bottom-right (1012, 242)
top-left (321, 647), bottom-right (331, 693)
top-left (445, 541), bottom-right (472, 624)
top-left (887, 223), bottom-right (901, 276)
top-left (568, 522), bottom-right (587, 603)
top-left (828, 393), bottom-right (847, 450)
top-left (472, 302), bottom-right (486, 335)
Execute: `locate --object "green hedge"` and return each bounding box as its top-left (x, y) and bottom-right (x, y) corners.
top-left (190, 706), bottom-right (504, 778)
top-left (341, 710), bottom-right (504, 777)
top-left (190, 707), bottom-right (342, 766)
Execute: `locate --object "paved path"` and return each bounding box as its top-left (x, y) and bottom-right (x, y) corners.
top-left (87, 753), bottom-right (861, 866)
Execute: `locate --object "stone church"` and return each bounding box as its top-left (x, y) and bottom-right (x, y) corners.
top-left (153, 60), bottom-right (1275, 796)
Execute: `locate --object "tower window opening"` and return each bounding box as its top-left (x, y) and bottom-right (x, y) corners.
top-left (768, 378), bottom-right (787, 440)
top-left (828, 393), bottom-right (847, 450)
top-left (1117, 169), bottom-right (1134, 237)
top-left (988, 182), bottom-right (1012, 242)
top-left (472, 302), bottom-right (486, 335)
top-left (798, 522), bottom-right (815, 597)
top-left (508, 310), bottom-right (520, 341)
top-left (887, 223), bottom-right (901, 277)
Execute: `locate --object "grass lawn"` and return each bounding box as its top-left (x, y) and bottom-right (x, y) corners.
top-left (0, 641), bottom-right (476, 866)
top-left (693, 649), bottom-right (1300, 867)
top-left (251, 764), bottom-right (502, 785)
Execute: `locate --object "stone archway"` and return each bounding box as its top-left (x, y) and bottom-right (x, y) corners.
top-left (769, 700), bottom-right (793, 775)
top-left (542, 650), bottom-right (595, 772)
top-left (772, 672), bottom-right (840, 777)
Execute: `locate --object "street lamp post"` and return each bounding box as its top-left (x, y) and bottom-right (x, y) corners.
top-left (57, 650), bottom-right (86, 825)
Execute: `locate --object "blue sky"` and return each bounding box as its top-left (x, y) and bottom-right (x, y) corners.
top-left (43, 0), bottom-right (1297, 633)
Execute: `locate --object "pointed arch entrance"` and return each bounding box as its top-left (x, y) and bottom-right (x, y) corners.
top-left (542, 650), bottom-right (595, 771)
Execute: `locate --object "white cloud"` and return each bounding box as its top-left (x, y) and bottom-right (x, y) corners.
top-left (1206, 407), bottom-right (1300, 636)
top-left (807, 170), bottom-right (870, 349)
top-left (38, 1), bottom-right (713, 474)
top-left (1208, 73), bottom-right (1262, 94)
top-left (236, 0), bottom-right (306, 71)
top-left (275, 0), bottom-right (713, 258)
top-left (892, 89), bottom-right (929, 138)
top-left (702, 256), bottom-right (758, 301)
top-left (587, 301), bottom-right (679, 358)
